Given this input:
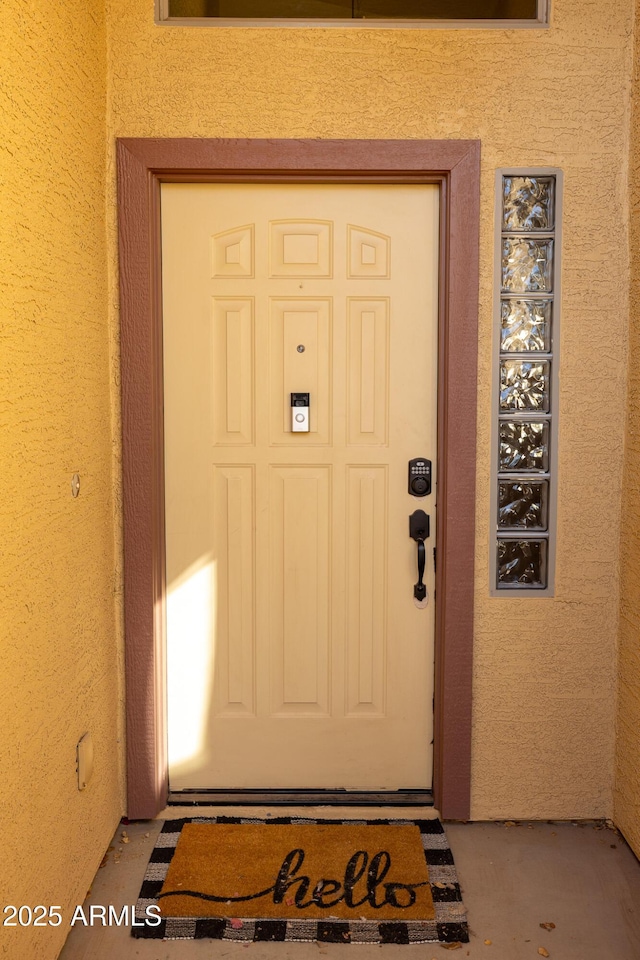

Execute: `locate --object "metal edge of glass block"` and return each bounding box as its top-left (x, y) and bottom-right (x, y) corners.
top-left (490, 167), bottom-right (562, 598)
top-left (501, 232), bottom-right (555, 239)
top-left (499, 351), bottom-right (553, 359)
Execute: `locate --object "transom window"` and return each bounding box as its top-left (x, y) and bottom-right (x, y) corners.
top-left (159, 0), bottom-right (546, 24)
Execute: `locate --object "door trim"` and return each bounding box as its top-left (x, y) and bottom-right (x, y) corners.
top-left (117, 138), bottom-right (480, 820)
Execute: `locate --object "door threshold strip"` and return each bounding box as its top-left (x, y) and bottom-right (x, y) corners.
top-left (168, 789), bottom-right (434, 806)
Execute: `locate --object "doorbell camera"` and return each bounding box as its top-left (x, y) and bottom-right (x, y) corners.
top-left (291, 393), bottom-right (310, 432)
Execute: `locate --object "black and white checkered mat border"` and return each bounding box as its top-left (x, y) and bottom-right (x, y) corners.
top-left (132, 817), bottom-right (468, 944)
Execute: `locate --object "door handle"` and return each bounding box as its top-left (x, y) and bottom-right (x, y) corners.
top-left (409, 510), bottom-right (430, 602)
top-left (415, 540), bottom-right (426, 601)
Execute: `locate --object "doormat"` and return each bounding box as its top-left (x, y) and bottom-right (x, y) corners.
top-left (132, 817), bottom-right (468, 944)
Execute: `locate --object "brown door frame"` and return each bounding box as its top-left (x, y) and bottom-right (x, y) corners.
top-left (117, 138), bottom-right (479, 820)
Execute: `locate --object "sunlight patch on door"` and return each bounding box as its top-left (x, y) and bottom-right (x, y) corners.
top-left (167, 557), bottom-right (217, 776)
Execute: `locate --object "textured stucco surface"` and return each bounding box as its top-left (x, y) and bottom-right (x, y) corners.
top-left (615, 0), bottom-right (640, 860)
top-left (106, 0), bottom-right (632, 820)
top-left (0, 4), bottom-right (124, 959)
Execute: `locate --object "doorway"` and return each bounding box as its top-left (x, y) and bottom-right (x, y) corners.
top-left (116, 138), bottom-right (479, 818)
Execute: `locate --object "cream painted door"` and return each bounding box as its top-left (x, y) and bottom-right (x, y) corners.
top-left (162, 183), bottom-right (438, 790)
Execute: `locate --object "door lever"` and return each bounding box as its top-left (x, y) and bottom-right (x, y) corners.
top-left (409, 510), bottom-right (430, 602)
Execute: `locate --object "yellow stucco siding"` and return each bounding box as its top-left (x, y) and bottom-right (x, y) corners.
top-left (106, 0), bottom-right (632, 820)
top-left (615, 0), bottom-right (640, 859)
top-left (0, 3), bottom-right (123, 958)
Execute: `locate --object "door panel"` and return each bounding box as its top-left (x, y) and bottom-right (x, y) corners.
top-left (269, 299), bottom-right (332, 444)
top-left (346, 465), bottom-right (387, 716)
top-left (162, 183), bottom-right (439, 790)
top-left (269, 464), bottom-right (331, 716)
top-left (211, 298), bottom-right (254, 445)
top-left (347, 298), bottom-right (389, 445)
top-left (212, 464), bottom-right (255, 717)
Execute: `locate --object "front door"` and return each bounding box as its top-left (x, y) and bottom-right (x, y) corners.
top-left (161, 182), bottom-right (438, 791)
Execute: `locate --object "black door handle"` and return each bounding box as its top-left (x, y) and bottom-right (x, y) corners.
top-left (409, 510), bottom-right (430, 602)
top-left (415, 540), bottom-right (426, 601)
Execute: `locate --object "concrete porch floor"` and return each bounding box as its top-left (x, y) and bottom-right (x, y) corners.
top-left (58, 807), bottom-right (640, 960)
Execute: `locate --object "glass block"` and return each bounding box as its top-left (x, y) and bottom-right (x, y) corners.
top-left (499, 420), bottom-right (549, 472)
top-left (498, 480), bottom-right (548, 530)
top-left (501, 238), bottom-right (554, 293)
top-left (497, 539), bottom-right (547, 588)
top-left (500, 299), bottom-right (551, 352)
top-left (500, 360), bottom-right (550, 412)
top-left (502, 177), bottom-right (554, 232)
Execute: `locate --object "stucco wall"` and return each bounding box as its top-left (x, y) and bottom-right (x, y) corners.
top-left (615, 0), bottom-right (640, 859)
top-left (0, 3), bottom-right (123, 958)
top-left (106, 0), bottom-right (632, 818)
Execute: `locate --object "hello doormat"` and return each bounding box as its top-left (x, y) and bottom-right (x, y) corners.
top-left (132, 817), bottom-right (468, 944)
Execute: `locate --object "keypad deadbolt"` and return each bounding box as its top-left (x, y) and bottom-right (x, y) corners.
top-left (408, 458), bottom-right (432, 497)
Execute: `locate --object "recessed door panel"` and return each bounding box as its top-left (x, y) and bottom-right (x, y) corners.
top-left (212, 224), bottom-right (255, 278)
top-left (162, 182), bottom-right (438, 790)
top-left (347, 225), bottom-right (391, 279)
top-left (212, 465), bottom-right (256, 717)
top-left (269, 298), bottom-right (332, 445)
top-left (268, 465), bottom-right (331, 717)
top-left (270, 220), bottom-right (333, 278)
top-left (347, 298), bottom-right (389, 446)
top-left (346, 465), bottom-right (388, 716)
top-left (212, 298), bottom-right (254, 446)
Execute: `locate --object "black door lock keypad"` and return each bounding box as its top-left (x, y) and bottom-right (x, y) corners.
top-left (408, 458), bottom-right (432, 497)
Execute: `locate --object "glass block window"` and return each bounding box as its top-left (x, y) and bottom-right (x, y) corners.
top-left (493, 173), bottom-right (560, 593)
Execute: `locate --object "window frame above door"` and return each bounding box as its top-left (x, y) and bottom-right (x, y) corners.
top-left (155, 0), bottom-right (549, 27)
top-left (116, 138), bottom-right (480, 820)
